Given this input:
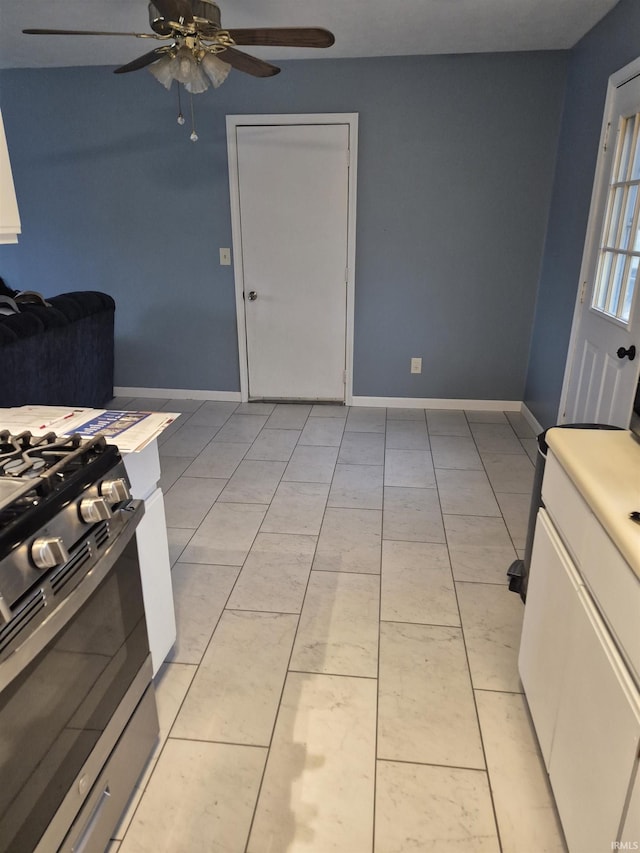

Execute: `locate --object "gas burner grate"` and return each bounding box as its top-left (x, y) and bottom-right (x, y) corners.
top-left (0, 431), bottom-right (109, 488)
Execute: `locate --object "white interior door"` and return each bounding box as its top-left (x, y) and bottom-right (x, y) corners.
top-left (233, 122), bottom-right (350, 401)
top-left (562, 64), bottom-right (640, 426)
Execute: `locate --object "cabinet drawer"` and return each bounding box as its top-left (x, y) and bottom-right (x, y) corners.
top-left (542, 453), bottom-right (591, 567)
top-left (583, 518), bottom-right (640, 684)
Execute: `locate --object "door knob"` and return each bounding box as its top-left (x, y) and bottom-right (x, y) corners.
top-left (248, 291), bottom-right (258, 301)
top-left (616, 345), bottom-right (636, 361)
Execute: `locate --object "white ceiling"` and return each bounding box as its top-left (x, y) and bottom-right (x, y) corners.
top-left (0, 0), bottom-right (621, 70)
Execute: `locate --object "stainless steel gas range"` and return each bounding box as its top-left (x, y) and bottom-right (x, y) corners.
top-left (0, 430), bottom-right (159, 853)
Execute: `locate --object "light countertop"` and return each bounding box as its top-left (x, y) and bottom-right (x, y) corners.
top-left (546, 428), bottom-right (640, 578)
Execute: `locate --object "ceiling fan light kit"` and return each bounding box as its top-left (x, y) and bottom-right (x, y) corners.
top-left (23, 0), bottom-right (335, 140)
top-left (148, 45), bottom-right (230, 92)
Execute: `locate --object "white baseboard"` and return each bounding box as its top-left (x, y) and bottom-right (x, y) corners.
top-left (351, 396), bottom-right (522, 411)
top-left (114, 389), bottom-right (534, 418)
top-left (114, 387), bottom-right (242, 402)
top-left (520, 403), bottom-right (544, 436)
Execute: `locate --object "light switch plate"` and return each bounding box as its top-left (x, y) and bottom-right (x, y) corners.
top-left (219, 248), bottom-right (231, 266)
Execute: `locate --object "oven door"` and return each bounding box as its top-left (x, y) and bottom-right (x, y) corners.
top-left (0, 502), bottom-right (153, 853)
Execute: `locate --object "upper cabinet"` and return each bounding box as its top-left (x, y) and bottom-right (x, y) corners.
top-left (0, 109), bottom-right (21, 244)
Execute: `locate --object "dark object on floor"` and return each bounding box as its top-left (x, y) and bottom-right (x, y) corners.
top-left (0, 290), bottom-right (115, 408)
top-left (508, 422), bottom-right (623, 603)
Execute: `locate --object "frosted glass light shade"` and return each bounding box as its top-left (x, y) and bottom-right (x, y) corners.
top-left (0, 109), bottom-right (21, 245)
top-left (202, 53), bottom-right (231, 88)
top-left (148, 54), bottom-right (177, 90)
top-left (149, 47), bottom-right (231, 93)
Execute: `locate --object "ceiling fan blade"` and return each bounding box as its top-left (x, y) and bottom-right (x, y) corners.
top-left (22, 28), bottom-right (159, 38)
top-left (228, 28), bottom-right (335, 49)
top-left (152, 0), bottom-right (193, 25)
top-left (221, 47), bottom-right (280, 78)
top-left (113, 46), bottom-right (173, 74)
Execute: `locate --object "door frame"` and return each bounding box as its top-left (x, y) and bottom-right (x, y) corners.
top-left (226, 113), bottom-right (359, 404)
top-left (559, 57), bottom-right (640, 423)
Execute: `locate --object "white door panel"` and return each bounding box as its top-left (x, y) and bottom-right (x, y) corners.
top-left (235, 123), bottom-right (349, 401)
top-left (567, 332), bottom-right (626, 423)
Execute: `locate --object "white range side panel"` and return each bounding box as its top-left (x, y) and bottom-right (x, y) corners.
top-left (124, 442), bottom-right (176, 676)
top-left (134, 486), bottom-right (176, 676)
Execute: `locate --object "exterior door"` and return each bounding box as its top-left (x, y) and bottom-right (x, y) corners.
top-left (230, 121), bottom-right (352, 401)
top-left (562, 63), bottom-right (640, 426)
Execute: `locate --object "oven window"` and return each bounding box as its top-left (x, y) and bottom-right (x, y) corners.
top-left (0, 537), bottom-right (149, 853)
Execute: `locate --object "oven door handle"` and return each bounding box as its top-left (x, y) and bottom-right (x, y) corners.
top-left (0, 501), bottom-right (145, 692)
top-left (68, 784), bottom-right (111, 853)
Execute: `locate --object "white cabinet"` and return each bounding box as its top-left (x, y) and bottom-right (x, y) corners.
top-left (547, 583), bottom-right (640, 853)
top-left (518, 511), bottom-right (580, 764)
top-left (124, 442), bottom-right (176, 676)
top-left (519, 450), bottom-right (640, 853)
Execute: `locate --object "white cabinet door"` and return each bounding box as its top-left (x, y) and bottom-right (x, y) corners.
top-left (518, 509), bottom-right (582, 765)
top-left (549, 585), bottom-right (640, 853)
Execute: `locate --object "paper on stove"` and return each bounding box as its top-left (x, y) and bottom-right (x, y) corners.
top-left (0, 405), bottom-right (87, 433)
top-left (0, 406), bottom-right (180, 452)
top-left (68, 410), bottom-right (180, 451)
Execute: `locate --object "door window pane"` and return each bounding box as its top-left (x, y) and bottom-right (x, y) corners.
top-left (606, 187), bottom-right (624, 246)
top-left (622, 257), bottom-right (638, 322)
top-left (592, 112), bottom-right (640, 324)
top-left (620, 185), bottom-right (638, 250)
top-left (617, 115), bottom-right (635, 180)
top-left (607, 254), bottom-right (627, 314)
top-left (631, 120), bottom-right (640, 179)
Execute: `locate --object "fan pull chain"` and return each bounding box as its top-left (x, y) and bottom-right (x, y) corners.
top-left (176, 85), bottom-right (185, 126)
top-left (189, 93), bottom-right (198, 142)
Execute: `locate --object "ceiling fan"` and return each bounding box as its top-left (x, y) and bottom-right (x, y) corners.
top-left (22, 0), bottom-right (335, 87)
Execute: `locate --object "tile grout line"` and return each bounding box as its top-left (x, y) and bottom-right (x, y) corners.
top-left (435, 412), bottom-right (496, 848)
top-left (240, 402), bottom-right (334, 853)
top-left (371, 405), bottom-right (388, 853)
top-left (442, 408), bottom-right (530, 853)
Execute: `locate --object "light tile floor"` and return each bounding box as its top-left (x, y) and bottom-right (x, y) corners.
top-left (107, 400), bottom-right (567, 853)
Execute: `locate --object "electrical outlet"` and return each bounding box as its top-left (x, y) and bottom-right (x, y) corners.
top-left (219, 248), bottom-right (231, 266)
top-left (410, 357), bottom-right (422, 374)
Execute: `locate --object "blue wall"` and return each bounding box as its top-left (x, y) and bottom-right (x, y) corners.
top-left (0, 51), bottom-right (566, 398)
top-left (524, 0), bottom-right (640, 427)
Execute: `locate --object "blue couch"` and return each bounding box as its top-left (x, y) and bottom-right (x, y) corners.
top-left (0, 291), bottom-right (115, 408)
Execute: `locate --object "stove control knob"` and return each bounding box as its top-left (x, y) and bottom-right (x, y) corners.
top-left (79, 497), bottom-right (112, 523)
top-left (31, 537), bottom-right (70, 570)
top-left (100, 478), bottom-right (131, 503)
